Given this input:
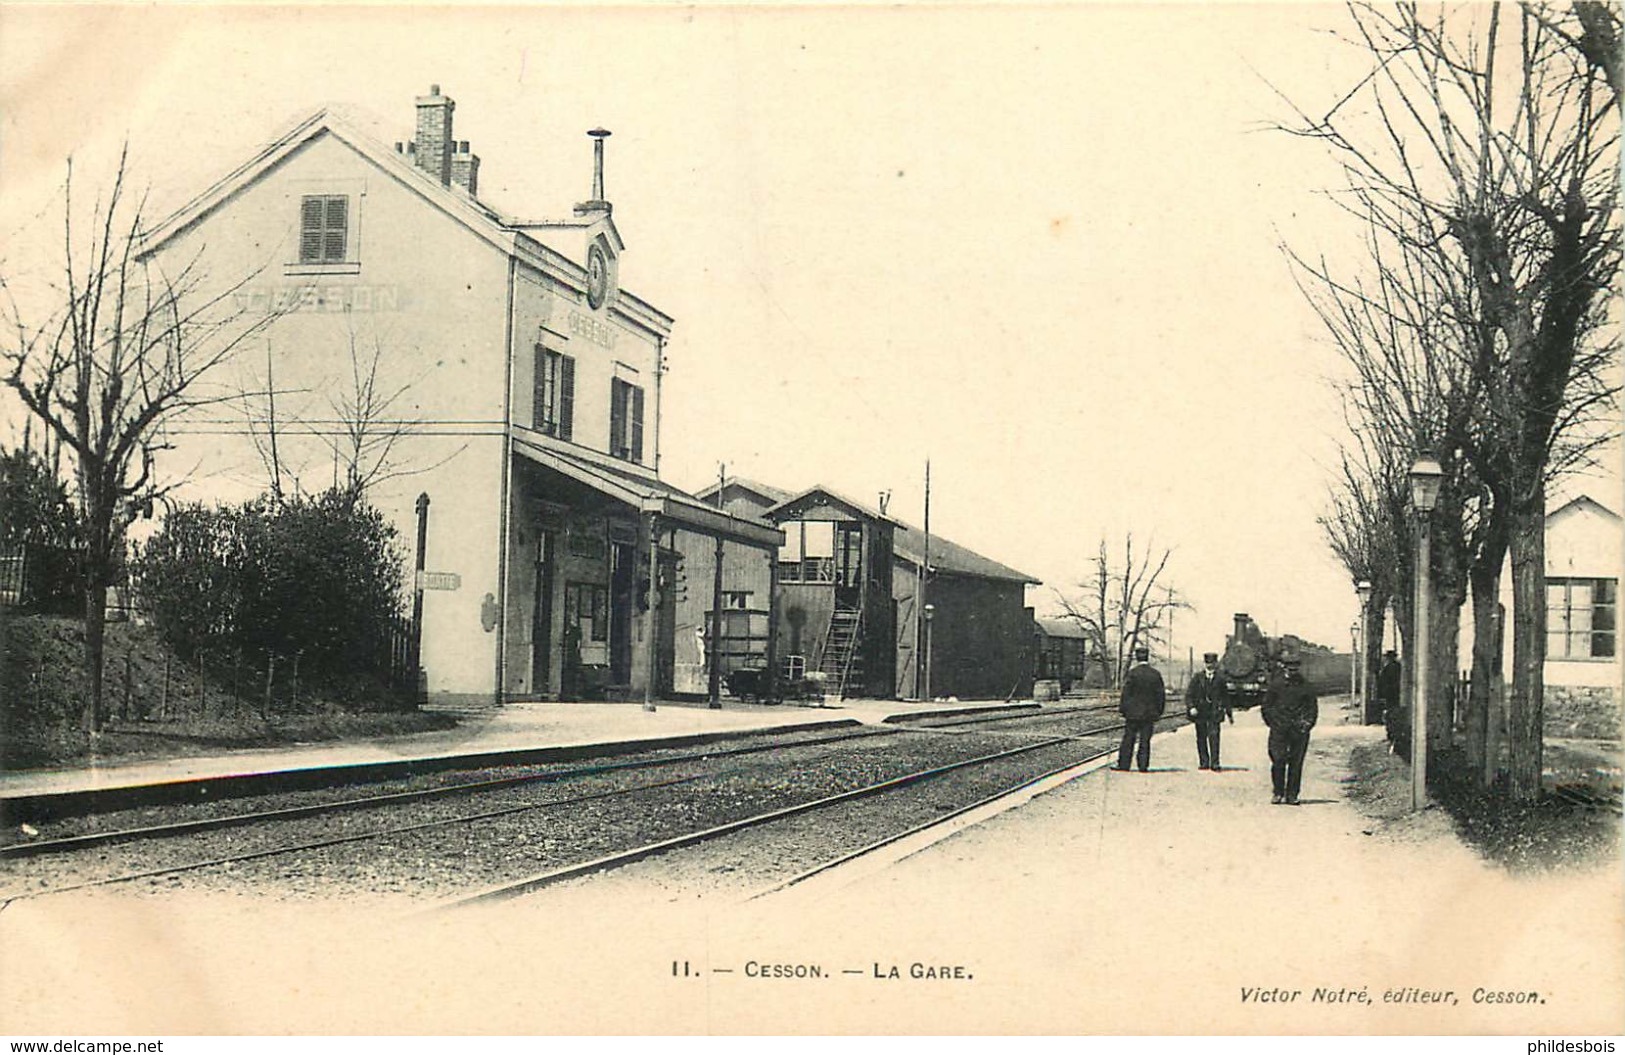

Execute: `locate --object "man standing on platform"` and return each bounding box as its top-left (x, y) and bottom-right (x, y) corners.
top-left (1114, 645), bottom-right (1165, 772)
top-left (1376, 649), bottom-right (1403, 744)
top-left (1262, 654), bottom-right (1318, 804)
top-left (1185, 651), bottom-right (1232, 770)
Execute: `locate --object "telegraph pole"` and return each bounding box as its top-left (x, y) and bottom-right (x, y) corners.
top-left (916, 460), bottom-right (931, 700)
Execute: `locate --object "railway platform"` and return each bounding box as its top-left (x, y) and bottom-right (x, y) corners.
top-left (0, 694), bottom-right (1041, 821)
top-left (698, 702), bottom-right (1624, 1035)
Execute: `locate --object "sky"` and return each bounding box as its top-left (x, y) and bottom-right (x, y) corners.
top-left (2, 3), bottom-right (1619, 658)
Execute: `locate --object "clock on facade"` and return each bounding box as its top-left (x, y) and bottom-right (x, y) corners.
top-left (586, 241), bottom-right (614, 310)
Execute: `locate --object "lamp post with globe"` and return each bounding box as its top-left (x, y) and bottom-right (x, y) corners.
top-left (1409, 452), bottom-right (1445, 810)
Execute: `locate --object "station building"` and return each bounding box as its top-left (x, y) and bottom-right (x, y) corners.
top-left (137, 86), bottom-right (780, 702)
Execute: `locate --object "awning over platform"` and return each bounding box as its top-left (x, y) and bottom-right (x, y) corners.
top-left (512, 437), bottom-right (784, 550)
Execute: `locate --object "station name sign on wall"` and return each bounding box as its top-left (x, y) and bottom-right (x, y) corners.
top-left (567, 309), bottom-right (618, 350)
top-left (234, 285), bottom-right (407, 314)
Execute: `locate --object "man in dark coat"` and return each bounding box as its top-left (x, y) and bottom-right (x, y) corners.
top-left (1376, 650), bottom-right (1405, 750)
top-left (1114, 645), bottom-right (1165, 772)
top-left (1261, 654), bottom-right (1318, 804)
top-left (1185, 651), bottom-right (1232, 770)
top-left (1376, 650), bottom-right (1401, 715)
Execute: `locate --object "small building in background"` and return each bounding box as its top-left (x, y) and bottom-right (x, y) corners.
top-left (891, 519), bottom-right (1039, 702)
top-left (1033, 617), bottom-right (1090, 693)
top-left (689, 476), bottom-right (1038, 701)
top-left (1476, 493), bottom-right (1621, 737)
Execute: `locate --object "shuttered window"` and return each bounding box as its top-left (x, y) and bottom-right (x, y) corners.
top-left (610, 378), bottom-right (644, 463)
top-left (534, 348), bottom-right (575, 441)
top-left (299, 195), bottom-right (348, 264)
top-left (559, 356), bottom-right (575, 441)
top-left (630, 385), bottom-right (644, 463)
top-left (610, 379), bottom-right (627, 458)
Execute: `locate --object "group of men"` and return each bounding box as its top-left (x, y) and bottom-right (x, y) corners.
top-left (1111, 645), bottom-right (1319, 805)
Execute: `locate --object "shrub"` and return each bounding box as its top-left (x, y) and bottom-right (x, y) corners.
top-left (0, 446), bottom-right (80, 548)
top-left (132, 488), bottom-right (408, 705)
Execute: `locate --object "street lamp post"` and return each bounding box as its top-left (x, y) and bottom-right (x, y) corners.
top-left (1350, 621), bottom-right (1360, 704)
top-left (1356, 579), bottom-right (1373, 724)
top-left (1409, 452), bottom-right (1445, 811)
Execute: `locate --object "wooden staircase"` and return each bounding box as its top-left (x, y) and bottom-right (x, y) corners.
top-left (818, 604), bottom-right (864, 701)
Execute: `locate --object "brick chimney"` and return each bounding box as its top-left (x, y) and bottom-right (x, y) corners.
top-left (413, 84), bottom-right (455, 186)
top-left (451, 140), bottom-right (480, 197)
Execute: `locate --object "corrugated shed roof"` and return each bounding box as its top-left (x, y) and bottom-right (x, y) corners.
top-left (894, 520), bottom-right (1041, 585)
top-left (695, 476), bottom-right (796, 507)
top-left (1035, 616), bottom-right (1087, 639)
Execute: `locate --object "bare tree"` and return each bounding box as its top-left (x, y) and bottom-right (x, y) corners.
top-left (1055, 534), bottom-right (1186, 688)
top-left (1283, 2), bottom-right (1620, 800)
top-left (238, 318), bottom-right (464, 505)
top-left (1, 149), bottom-right (277, 730)
top-left (325, 324), bottom-right (464, 499)
top-left (1319, 445), bottom-right (1409, 720)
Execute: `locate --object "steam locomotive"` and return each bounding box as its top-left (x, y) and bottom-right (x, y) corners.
top-left (1218, 612), bottom-right (1337, 708)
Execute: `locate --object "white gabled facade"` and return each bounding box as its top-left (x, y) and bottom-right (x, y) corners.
top-left (138, 86), bottom-right (777, 701)
top-left (1536, 494), bottom-right (1621, 691)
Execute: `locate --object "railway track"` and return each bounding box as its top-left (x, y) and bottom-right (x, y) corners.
top-left (1, 707), bottom-right (1182, 907)
top-left (422, 716), bottom-right (1165, 911)
top-left (0, 724), bottom-right (896, 859)
top-left (3, 702), bottom-right (1158, 859)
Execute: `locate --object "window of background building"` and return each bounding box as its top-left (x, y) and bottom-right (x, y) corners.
top-left (299, 194), bottom-right (349, 264)
top-left (776, 521), bottom-right (835, 583)
top-left (534, 348), bottom-right (575, 440)
top-left (723, 590), bottom-right (752, 610)
top-left (609, 378), bottom-right (644, 462)
top-left (1547, 577), bottom-right (1616, 659)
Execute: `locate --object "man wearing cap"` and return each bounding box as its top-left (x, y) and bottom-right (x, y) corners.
top-left (1377, 650), bottom-right (1402, 737)
top-left (1185, 651), bottom-right (1232, 770)
top-left (1261, 654), bottom-right (1318, 804)
top-left (1114, 645), bottom-right (1166, 772)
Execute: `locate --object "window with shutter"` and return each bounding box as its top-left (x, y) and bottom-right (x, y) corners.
top-left (299, 194), bottom-right (348, 264)
top-left (630, 385), bottom-right (644, 463)
top-left (533, 346), bottom-right (552, 432)
top-left (610, 379), bottom-right (628, 459)
top-left (559, 356), bottom-right (575, 441)
top-left (533, 349), bottom-right (577, 441)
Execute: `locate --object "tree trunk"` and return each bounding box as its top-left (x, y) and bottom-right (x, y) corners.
top-left (1392, 598), bottom-right (1415, 757)
top-left (1466, 509), bottom-right (1511, 785)
top-left (1364, 604), bottom-right (1388, 724)
top-left (77, 463), bottom-right (124, 736)
top-left (1427, 578), bottom-right (1463, 759)
top-left (1506, 495), bottom-right (1547, 802)
top-left (80, 512), bottom-right (112, 734)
